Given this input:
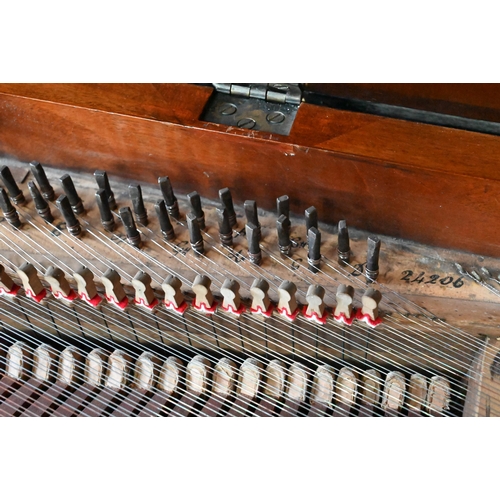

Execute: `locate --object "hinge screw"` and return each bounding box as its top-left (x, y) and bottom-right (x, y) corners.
top-left (219, 103), bottom-right (237, 116)
top-left (267, 111), bottom-right (285, 124)
top-left (237, 118), bottom-right (256, 129)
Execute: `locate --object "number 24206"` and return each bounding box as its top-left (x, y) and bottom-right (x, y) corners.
top-left (401, 270), bottom-right (464, 288)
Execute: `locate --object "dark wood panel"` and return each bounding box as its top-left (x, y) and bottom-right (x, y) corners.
top-left (0, 83), bottom-right (499, 257)
top-left (305, 83), bottom-right (500, 123)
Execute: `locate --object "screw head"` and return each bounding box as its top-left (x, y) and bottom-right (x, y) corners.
top-left (266, 111), bottom-right (285, 124)
top-left (219, 103), bottom-right (237, 116)
top-left (237, 118), bottom-right (256, 129)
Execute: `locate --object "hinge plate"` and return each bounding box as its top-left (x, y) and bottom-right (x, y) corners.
top-left (201, 84), bottom-right (301, 135)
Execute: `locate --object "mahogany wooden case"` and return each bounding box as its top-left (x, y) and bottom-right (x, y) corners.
top-left (0, 83), bottom-right (499, 256)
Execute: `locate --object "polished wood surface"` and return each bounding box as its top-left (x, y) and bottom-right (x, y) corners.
top-left (305, 83), bottom-right (500, 122)
top-left (1, 84), bottom-right (500, 256)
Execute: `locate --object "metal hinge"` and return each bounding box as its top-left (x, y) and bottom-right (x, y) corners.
top-left (202, 83), bottom-right (302, 135)
top-left (213, 83), bottom-right (302, 105)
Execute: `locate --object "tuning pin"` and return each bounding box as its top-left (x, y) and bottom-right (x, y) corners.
top-left (129, 184), bottom-right (148, 226)
top-left (217, 207), bottom-right (233, 247)
top-left (17, 262), bottom-right (47, 302)
top-left (307, 227), bottom-right (321, 272)
top-left (187, 212), bottom-right (204, 254)
top-left (30, 162), bottom-right (55, 201)
top-left (94, 170), bottom-right (117, 210)
top-left (220, 278), bottom-right (244, 315)
top-left (161, 274), bottom-right (187, 314)
top-left (119, 206), bottom-right (142, 248)
top-left (305, 206), bottom-right (318, 233)
top-left (0, 165), bottom-right (25, 205)
top-left (187, 191), bottom-right (205, 229)
top-left (277, 195), bottom-right (289, 219)
top-left (59, 173), bottom-right (84, 214)
top-left (246, 222), bottom-right (262, 265)
top-left (244, 200), bottom-right (261, 240)
top-left (333, 283), bottom-right (355, 325)
top-left (158, 176), bottom-right (180, 219)
top-left (366, 236), bottom-right (381, 282)
top-left (250, 278), bottom-right (272, 317)
top-left (45, 266), bottom-right (77, 302)
top-left (0, 187), bottom-right (22, 228)
top-left (0, 263), bottom-right (20, 296)
top-left (356, 287), bottom-right (382, 327)
top-left (56, 194), bottom-right (82, 236)
top-left (277, 214), bottom-right (291, 256)
top-left (277, 280), bottom-right (299, 320)
top-left (337, 220), bottom-right (351, 265)
top-left (132, 271), bottom-right (158, 310)
top-left (155, 200), bottom-right (175, 241)
top-left (28, 181), bottom-right (54, 223)
top-left (192, 274), bottom-right (216, 313)
top-left (101, 269), bottom-right (128, 309)
top-left (95, 189), bottom-right (115, 232)
top-left (73, 265), bottom-right (102, 307)
top-left (219, 187), bottom-right (237, 227)
top-left (304, 284), bottom-right (327, 323)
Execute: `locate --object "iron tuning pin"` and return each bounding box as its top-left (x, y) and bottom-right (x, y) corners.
top-left (187, 212), bottom-right (204, 254)
top-left (305, 206), bottom-right (318, 233)
top-left (30, 162), bottom-right (55, 201)
top-left (119, 206), bottom-right (142, 248)
top-left (0, 165), bottom-right (25, 205)
top-left (277, 195), bottom-right (290, 219)
top-left (0, 187), bottom-right (22, 228)
top-left (187, 191), bottom-right (205, 229)
top-left (28, 181), bottom-right (54, 223)
top-left (307, 226), bottom-right (321, 273)
top-left (56, 194), bottom-right (82, 236)
top-left (155, 199), bottom-right (175, 241)
top-left (59, 173), bottom-right (85, 215)
top-left (277, 214), bottom-right (291, 256)
top-left (95, 189), bottom-right (115, 232)
top-left (217, 207), bottom-right (233, 247)
top-left (337, 219), bottom-right (351, 265)
top-left (366, 236), bottom-right (381, 282)
top-left (219, 187), bottom-right (237, 228)
top-left (244, 200), bottom-right (261, 240)
top-left (129, 184), bottom-right (148, 226)
top-left (158, 176), bottom-right (180, 219)
top-left (94, 170), bottom-right (117, 210)
top-left (246, 222), bottom-right (262, 265)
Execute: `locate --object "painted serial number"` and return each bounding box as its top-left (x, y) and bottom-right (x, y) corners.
top-left (400, 270), bottom-right (464, 288)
